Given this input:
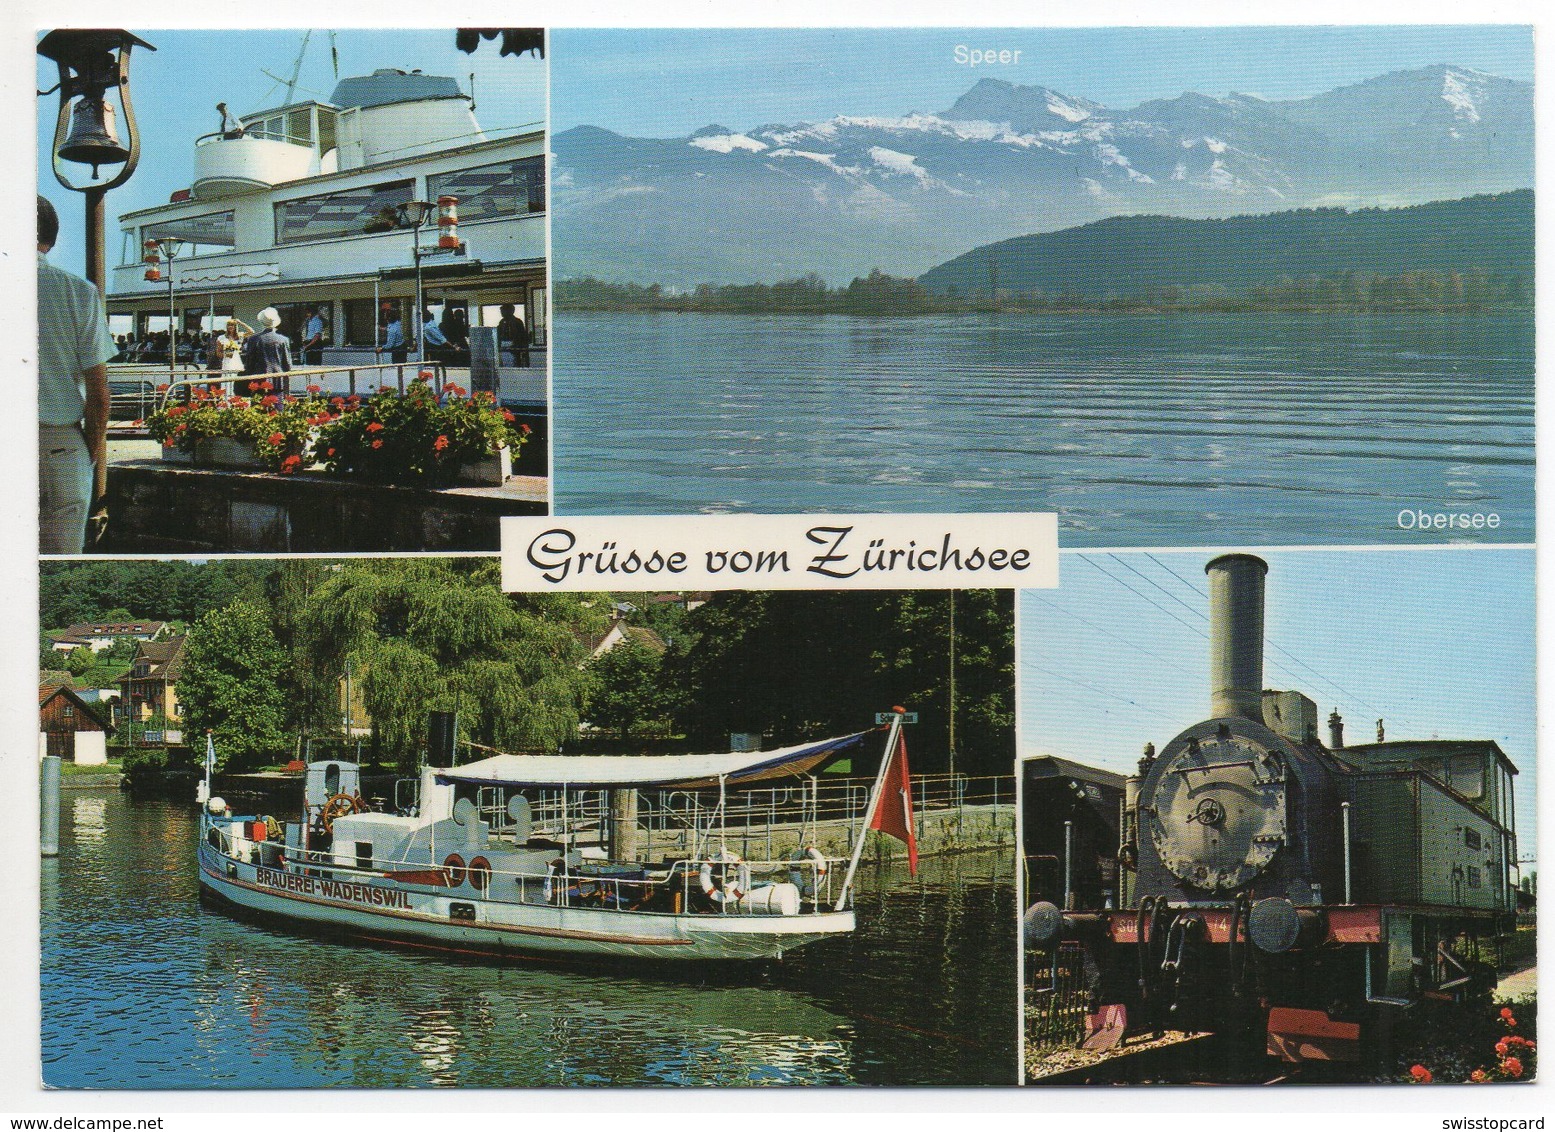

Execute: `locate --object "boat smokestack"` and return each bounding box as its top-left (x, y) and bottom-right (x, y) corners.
top-left (1205, 553), bottom-right (1269, 721)
top-left (1328, 709), bottom-right (1345, 749)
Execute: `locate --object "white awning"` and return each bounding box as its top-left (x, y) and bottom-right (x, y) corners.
top-left (433, 731), bottom-right (872, 789)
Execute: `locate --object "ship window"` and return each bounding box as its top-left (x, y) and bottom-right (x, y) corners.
top-left (428, 155), bottom-right (546, 222)
top-left (286, 109), bottom-right (311, 146)
top-left (316, 108), bottom-right (337, 155)
top-left (342, 298), bottom-right (379, 347)
top-left (1464, 827), bottom-right (1482, 850)
top-left (1449, 754), bottom-right (1485, 800)
top-left (1468, 866), bottom-right (1482, 888)
top-left (142, 212), bottom-right (236, 259)
top-left (274, 179), bottom-right (414, 244)
top-left (529, 286), bottom-right (548, 347)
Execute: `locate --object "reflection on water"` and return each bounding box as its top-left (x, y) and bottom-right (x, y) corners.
top-left (553, 311), bottom-right (1534, 545)
top-left (41, 792), bottom-right (1015, 1088)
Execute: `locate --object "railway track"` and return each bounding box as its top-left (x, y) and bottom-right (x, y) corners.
top-left (1027, 1032), bottom-right (1336, 1086)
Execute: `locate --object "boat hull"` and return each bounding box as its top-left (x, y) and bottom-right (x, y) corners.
top-left (197, 843), bottom-right (854, 962)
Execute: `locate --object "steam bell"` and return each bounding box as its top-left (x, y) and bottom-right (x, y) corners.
top-left (58, 98), bottom-right (131, 175)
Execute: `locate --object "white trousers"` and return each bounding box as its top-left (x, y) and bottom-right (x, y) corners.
top-left (39, 424), bottom-right (93, 555)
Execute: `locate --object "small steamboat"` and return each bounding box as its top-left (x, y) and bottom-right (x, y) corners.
top-left (197, 714), bottom-right (918, 962)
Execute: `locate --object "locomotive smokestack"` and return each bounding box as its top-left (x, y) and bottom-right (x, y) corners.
top-left (1328, 709), bottom-right (1345, 749)
top-left (1205, 553), bottom-right (1269, 721)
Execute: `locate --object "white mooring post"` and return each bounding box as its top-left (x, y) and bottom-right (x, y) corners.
top-left (41, 755), bottom-right (62, 857)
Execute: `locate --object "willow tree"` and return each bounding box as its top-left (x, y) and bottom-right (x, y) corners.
top-left (302, 560), bottom-right (604, 770)
top-left (177, 600), bottom-right (292, 771)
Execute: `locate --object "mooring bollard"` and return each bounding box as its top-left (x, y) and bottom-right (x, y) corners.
top-left (41, 755), bottom-right (62, 857)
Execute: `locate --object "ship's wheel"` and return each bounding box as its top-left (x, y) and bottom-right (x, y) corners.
top-left (320, 792), bottom-right (367, 832)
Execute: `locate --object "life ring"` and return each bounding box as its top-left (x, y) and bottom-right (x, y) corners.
top-left (699, 850), bottom-right (750, 905)
top-left (320, 792), bottom-right (366, 832)
top-left (443, 852), bottom-right (466, 887)
top-left (787, 846), bottom-right (829, 895)
top-left (468, 856), bottom-right (492, 894)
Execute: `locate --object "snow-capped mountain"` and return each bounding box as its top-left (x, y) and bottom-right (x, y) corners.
top-left (552, 65), bottom-right (1533, 287)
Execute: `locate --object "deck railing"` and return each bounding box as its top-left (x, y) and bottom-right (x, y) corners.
top-left (145, 360), bottom-right (451, 412)
top-left (204, 822), bottom-right (839, 916)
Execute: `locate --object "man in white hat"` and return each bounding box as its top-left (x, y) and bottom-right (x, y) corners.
top-left (241, 306), bottom-right (293, 375)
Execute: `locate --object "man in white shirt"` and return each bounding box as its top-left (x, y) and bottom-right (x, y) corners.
top-left (420, 307), bottom-right (448, 362)
top-left (37, 196), bottom-right (115, 554)
top-left (301, 305), bottom-right (325, 366)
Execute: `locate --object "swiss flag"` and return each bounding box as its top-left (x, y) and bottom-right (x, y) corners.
top-left (869, 730), bottom-right (918, 875)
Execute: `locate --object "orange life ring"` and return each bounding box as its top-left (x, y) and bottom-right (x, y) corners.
top-left (443, 852), bottom-right (466, 886)
top-left (468, 855), bottom-right (492, 893)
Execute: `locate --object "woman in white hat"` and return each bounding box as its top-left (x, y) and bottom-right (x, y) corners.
top-left (208, 317), bottom-right (253, 377)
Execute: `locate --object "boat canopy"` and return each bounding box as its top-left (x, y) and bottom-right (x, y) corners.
top-left (434, 732), bottom-right (871, 790)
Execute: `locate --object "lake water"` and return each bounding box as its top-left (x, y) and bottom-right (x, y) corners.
top-left (41, 791), bottom-right (1016, 1088)
top-left (551, 312), bottom-right (1533, 546)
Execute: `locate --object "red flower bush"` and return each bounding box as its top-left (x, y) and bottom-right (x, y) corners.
top-left (1466, 1010), bottom-right (1536, 1083)
top-left (315, 380), bottom-right (525, 486)
top-left (146, 387), bottom-right (329, 474)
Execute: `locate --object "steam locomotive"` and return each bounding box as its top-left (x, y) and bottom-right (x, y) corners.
top-left (1025, 554), bottom-right (1519, 1063)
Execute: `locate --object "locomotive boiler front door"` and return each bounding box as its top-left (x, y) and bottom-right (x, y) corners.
top-left (1149, 730), bottom-right (1288, 894)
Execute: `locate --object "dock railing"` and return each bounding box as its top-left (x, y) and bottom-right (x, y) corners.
top-left (106, 361), bottom-right (451, 428)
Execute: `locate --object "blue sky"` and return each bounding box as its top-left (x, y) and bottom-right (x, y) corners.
top-left (552, 25), bottom-right (1533, 137)
top-left (36, 29), bottom-right (546, 274)
top-left (1020, 547), bottom-right (1537, 863)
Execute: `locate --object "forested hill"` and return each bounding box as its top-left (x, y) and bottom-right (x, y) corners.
top-left (918, 191), bottom-right (1532, 300)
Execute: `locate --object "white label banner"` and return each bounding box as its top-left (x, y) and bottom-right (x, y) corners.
top-left (501, 513), bottom-right (1058, 591)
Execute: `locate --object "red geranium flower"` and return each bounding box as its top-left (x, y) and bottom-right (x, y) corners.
top-left (306, 384), bottom-right (322, 393)
top-left (501, 409), bottom-right (515, 422)
top-left (1408, 1065), bottom-right (1432, 1083)
top-left (367, 421), bottom-right (385, 433)
top-left (1502, 1057), bottom-right (1523, 1079)
top-left (267, 432), bottom-right (285, 445)
top-left (371, 439), bottom-right (383, 449)
top-left (261, 395), bottom-right (280, 408)
top-left (279, 454), bottom-right (302, 474)
top-left (520, 423), bottom-right (532, 435)
top-left (326, 448), bottom-right (336, 457)
top-left (433, 434), bottom-right (449, 452)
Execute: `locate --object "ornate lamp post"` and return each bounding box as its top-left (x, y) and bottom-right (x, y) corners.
top-left (395, 199), bottom-right (434, 364)
top-left (37, 29), bottom-right (155, 290)
top-left (153, 235), bottom-right (186, 383)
